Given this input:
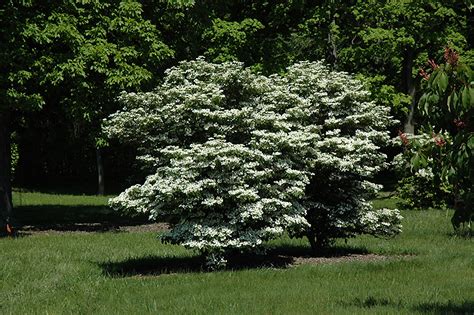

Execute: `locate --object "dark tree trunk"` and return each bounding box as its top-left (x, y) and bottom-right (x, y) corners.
top-left (0, 110), bottom-right (13, 228)
top-left (402, 46), bottom-right (416, 134)
top-left (327, 8), bottom-right (338, 68)
top-left (307, 232), bottom-right (328, 255)
top-left (307, 233), bottom-right (318, 253)
top-left (96, 147), bottom-right (105, 195)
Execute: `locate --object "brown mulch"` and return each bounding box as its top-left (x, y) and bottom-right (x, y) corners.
top-left (118, 223), bottom-right (169, 233)
top-left (233, 253), bottom-right (410, 269)
top-left (290, 253), bottom-right (406, 265)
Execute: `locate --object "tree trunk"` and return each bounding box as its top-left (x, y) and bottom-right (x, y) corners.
top-left (0, 110), bottom-right (13, 228)
top-left (402, 46), bottom-right (416, 134)
top-left (327, 9), bottom-right (338, 68)
top-left (307, 232), bottom-right (328, 255)
top-left (307, 233), bottom-right (318, 254)
top-left (96, 147), bottom-right (105, 195)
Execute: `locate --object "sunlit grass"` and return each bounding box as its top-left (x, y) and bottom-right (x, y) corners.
top-left (0, 192), bottom-right (472, 314)
top-left (12, 189), bottom-right (112, 207)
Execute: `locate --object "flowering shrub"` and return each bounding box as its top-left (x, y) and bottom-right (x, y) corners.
top-left (104, 58), bottom-right (402, 267)
top-left (393, 133), bottom-right (453, 209)
top-left (280, 62), bottom-right (401, 249)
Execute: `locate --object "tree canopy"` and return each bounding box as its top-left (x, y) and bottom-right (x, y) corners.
top-left (1, 0), bottom-right (472, 235)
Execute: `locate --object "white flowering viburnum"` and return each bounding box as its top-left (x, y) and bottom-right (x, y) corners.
top-left (103, 58), bottom-right (402, 267)
top-left (278, 62), bottom-right (403, 248)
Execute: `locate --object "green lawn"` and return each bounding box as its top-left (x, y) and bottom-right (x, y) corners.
top-left (1, 192), bottom-right (473, 314)
top-left (11, 190), bottom-right (145, 228)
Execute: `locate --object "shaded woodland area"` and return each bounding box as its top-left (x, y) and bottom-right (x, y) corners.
top-left (1, 0), bottom-right (473, 197)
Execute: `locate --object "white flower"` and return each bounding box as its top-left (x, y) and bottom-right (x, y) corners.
top-left (104, 58), bottom-right (400, 265)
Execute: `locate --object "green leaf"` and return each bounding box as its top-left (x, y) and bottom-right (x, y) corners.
top-left (468, 87), bottom-right (474, 108)
top-left (468, 136), bottom-right (474, 150)
top-left (429, 94), bottom-right (439, 106)
top-left (410, 153), bottom-right (427, 170)
top-left (451, 92), bottom-right (459, 111)
top-left (429, 70), bottom-right (439, 86)
top-left (418, 94), bottom-right (428, 115)
top-left (449, 166), bottom-right (456, 177)
top-left (437, 71), bottom-right (448, 94)
top-left (461, 87), bottom-right (471, 110)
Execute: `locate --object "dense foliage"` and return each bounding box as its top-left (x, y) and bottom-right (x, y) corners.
top-left (397, 48), bottom-right (473, 230)
top-left (0, 0), bottom-right (182, 225)
top-left (1, 1), bottom-right (472, 195)
top-left (104, 59), bottom-right (402, 267)
top-left (1, 1), bottom-right (473, 238)
top-left (394, 133), bottom-right (453, 209)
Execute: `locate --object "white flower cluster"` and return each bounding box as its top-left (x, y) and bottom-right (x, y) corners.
top-left (392, 132), bottom-right (443, 184)
top-left (104, 58), bottom-right (402, 265)
top-left (359, 208), bottom-right (404, 236)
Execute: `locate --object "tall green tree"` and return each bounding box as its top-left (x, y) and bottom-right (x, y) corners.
top-left (0, 0), bottom-right (184, 229)
top-left (296, 0), bottom-right (471, 132)
top-left (417, 49), bottom-right (473, 229)
top-left (156, 1), bottom-right (472, 130)
top-left (0, 1), bottom-right (43, 230)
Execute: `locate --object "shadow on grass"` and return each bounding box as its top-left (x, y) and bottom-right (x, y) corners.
top-left (344, 296), bottom-right (396, 309)
top-left (341, 296), bottom-right (474, 314)
top-left (447, 230), bottom-right (473, 239)
top-left (14, 205), bottom-right (148, 233)
top-left (414, 301), bottom-right (474, 314)
top-left (100, 254), bottom-right (295, 277)
top-left (267, 243), bottom-right (369, 257)
top-left (100, 244), bottom-right (370, 277)
top-left (100, 255), bottom-right (207, 276)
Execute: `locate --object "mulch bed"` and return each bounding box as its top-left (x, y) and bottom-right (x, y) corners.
top-left (290, 253), bottom-right (406, 265)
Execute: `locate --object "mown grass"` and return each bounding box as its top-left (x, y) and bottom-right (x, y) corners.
top-left (12, 190), bottom-right (112, 206)
top-left (0, 192), bottom-right (473, 314)
top-left (11, 190), bottom-right (145, 228)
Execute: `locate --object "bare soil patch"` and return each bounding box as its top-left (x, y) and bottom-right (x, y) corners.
top-left (290, 253), bottom-right (404, 265)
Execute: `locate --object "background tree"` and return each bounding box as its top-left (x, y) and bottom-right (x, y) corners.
top-left (395, 48), bottom-right (473, 229)
top-left (0, 0), bottom-right (189, 228)
top-left (0, 1), bottom-right (44, 230)
top-left (20, 0), bottom-right (174, 194)
top-left (416, 48), bottom-right (473, 230)
top-left (156, 0), bottom-right (472, 129)
top-left (3, 0), bottom-right (473, 231)
top-left (295, 0), bottom-right (471, 132)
